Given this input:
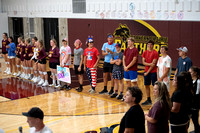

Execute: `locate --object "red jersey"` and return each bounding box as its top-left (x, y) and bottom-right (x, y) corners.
top-left (142, 49), bottom-right (159, 73)
top-left (83, 47), bottom-right (99, 68)
top-left (2, 39), bottom-right (9, 53)
top-left (123, 47), bottom-right (139, 71)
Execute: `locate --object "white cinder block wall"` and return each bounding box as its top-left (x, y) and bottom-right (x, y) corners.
top-left (1, 0), bottom-right (200, 21)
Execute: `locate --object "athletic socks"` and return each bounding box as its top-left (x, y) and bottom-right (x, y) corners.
top-left (104, 86), bottom-right (107, 91)
top-left (80, 84), bottom-right (83, 89)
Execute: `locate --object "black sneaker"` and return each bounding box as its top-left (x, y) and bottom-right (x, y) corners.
top-left (65, 86), bottom-right (71, 91)
top-left (108, 89), bottom-right (114, 95)
top-left (141, 100), bottom-right (152, 105)
top-left (76, 87), bottom-right (83, 92)
top-left (60, 85), bottom-right (67, 90)
top-left (116, 94), bottom-right (123, 100)
top-left (99, 89), bottom-right (108, 94)
top-left (110, 93), bottom-right (118, 98)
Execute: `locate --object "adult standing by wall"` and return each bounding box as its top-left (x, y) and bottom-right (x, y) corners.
top-left (142, 40), bottom-right (159, 105)
top-left (99, 34), bottom-right (116, 95)
top-left (175, 46), bottom-right (192, 76)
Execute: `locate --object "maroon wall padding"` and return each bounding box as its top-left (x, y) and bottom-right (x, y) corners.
top-left (68, 19), bottom-right (200, 68)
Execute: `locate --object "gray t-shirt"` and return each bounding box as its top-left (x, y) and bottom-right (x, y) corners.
top-left (74, 48), bottom-right (83, 66)
top-left (112, 52), bottom-right (123, 71)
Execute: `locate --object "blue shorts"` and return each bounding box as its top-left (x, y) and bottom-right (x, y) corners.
top-left (112, 70), bottom-right (123, 80)
top-left (144, 72), bottom-right (157, 86)
top-left (124, 70), bottom-right (137, 82)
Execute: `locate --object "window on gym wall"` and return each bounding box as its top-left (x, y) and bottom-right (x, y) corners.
top-left (72, 0), bottom-right (86, 13)
top-left (29, 18), bottom-right (35, 39)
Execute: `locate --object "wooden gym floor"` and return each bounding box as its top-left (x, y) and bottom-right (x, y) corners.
top-left (0, 57), bottom-right (197, 133)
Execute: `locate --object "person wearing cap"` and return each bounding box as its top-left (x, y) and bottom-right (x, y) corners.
top-left (83, 36), bottom-right (100, 94)
top-left (59, 37), bottom-right (71, 90)
top-left (22, 107), bottom-right (53, 133)
top-left (99, 33), bottom-right (116, 95)
top-left (73, 39), bottom-right (84, 92)
top-left (123, 37), bottom-right (139, 89)
top-left (175, 46), bottom-right (192, 76)
top-left (157, 46), bottom-right (172, 90)
top-left (110, 42), bottom-right (124, 99)
top-left (142, 40), bottom-right (159, 105)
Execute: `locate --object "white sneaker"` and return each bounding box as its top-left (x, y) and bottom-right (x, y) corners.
top-left (90, 89), bottom-right (96, 94)
top-left (88, 88), bottom-right (93, 92)
top-left (42, 81), bottom-right (49, 87)
top-left (33, 77), bottom-right (38, 83)
top-left (55, 84), bottom-right (61, 88)
top-left (49, 84), bottom-right (55, 87)
top-left (20, 73), bottom-right (24, 78)
top-left (16, 72), bottom-right (21, 77)
top-left (24, 74), bottom-right (28, 79)
top-left (13, 73), bottom-right (17, 76)
top-left (31, 76), bottom-right (36, 81)
top-left (38, 76), bottom-right (41, 81)
top-left (7, 71), bottom-right (11, 75)
top-left (38, 80), bottom-right (44, 86)
top-left (4, 68), bottom-right (8, 73)
top-left (28, 75), bottom-right (32, 80)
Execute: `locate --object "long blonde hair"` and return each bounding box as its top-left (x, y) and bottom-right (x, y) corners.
top-left (38, 40), bottom-right (44, 49)
top-left (154, 81), bottom-right (171, 109)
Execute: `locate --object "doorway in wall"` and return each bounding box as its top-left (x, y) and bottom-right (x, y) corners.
top-left (13, 17), bottom-right (23, 44)
top-left (43, 18), bottom-right (59, 52)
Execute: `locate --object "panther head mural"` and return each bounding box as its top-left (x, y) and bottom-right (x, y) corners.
top-left (113, 24), bottom-right (131, 41)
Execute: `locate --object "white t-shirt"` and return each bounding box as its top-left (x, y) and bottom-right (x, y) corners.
top-left (29, 126), bottom-right (52, 133)
top-left (157, 55), bottom-right (172, 88)
top-left (193, 79), bottom-right (200, 95)
top-left (59, 45), bottom-right (71, 66)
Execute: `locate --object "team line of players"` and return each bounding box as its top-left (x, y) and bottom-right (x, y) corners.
top-left (1, 33), bottom-right (192, 103)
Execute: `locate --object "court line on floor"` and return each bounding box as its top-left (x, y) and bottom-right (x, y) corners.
top-left (5, 102), bottom-right (122, 133)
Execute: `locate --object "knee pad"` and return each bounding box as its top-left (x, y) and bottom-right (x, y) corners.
top-left (43, 72), bottom-right (47, 75)
top-left (16, 65), bottom-right (20, 68)
top-left (39, 71), bottom-right (43, 74)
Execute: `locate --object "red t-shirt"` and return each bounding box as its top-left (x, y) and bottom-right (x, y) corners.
top-left (142, 49), bottom-right (159, 73)
top-left (123, 47), bottom-right (139, 71)
top-left (83, 47), bottom-right (99, 68)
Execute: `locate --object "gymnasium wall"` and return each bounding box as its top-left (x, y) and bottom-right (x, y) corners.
top-left (68, 19), bottom-right (200, 68)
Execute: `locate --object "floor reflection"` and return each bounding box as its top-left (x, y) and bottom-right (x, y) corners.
top-left (0, 77), bottom-right (59, 100)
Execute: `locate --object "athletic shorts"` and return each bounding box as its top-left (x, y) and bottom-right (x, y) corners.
top-left (25, 58), bottom-right (31, 61)
top-left (144, 72), bottom-right (157, 86)
top-left (16, 55), bottom-right (21, 58)
top-left (2, 52), bottom-right (8, 54)
top-left (8, 56), bottom-right (16, 59)
top-left (49, 62), bottom-right (59, 69)
top-left (124, 70), bottom-right (137, 82)
top-left (74, 65), bottom-right (84, 75)
top-left (103, 62), bottom-right (113, 73)
top-left (38, 59), bottom-right (46, 64)
top-left (32, 58), bottom-right (37, 62)
top-left (112, 70), bottom-right (123, 80)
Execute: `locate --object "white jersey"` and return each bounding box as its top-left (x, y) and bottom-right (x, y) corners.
top-left (157, 55), bottom-right (172, 90)
top-left (29, 126), bottom-right (53, 133)
top-left (31, 47), bottom-right (38, 60)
